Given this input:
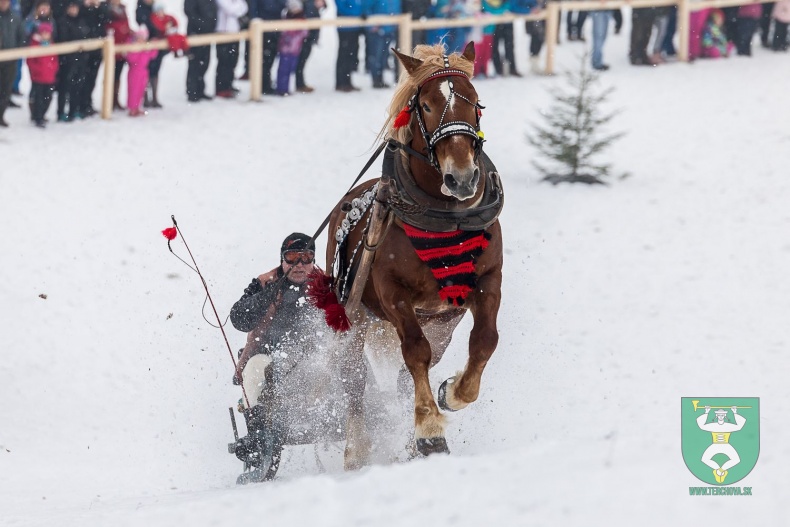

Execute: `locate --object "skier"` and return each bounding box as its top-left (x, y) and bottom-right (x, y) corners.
top-left (228, 232), bottom-right (321, 478)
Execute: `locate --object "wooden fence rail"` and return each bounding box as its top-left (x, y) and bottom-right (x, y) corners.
top-left (0, 0), bottom-right (777, 119)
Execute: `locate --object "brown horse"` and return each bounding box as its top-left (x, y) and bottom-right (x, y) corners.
top-left (320, 43), bottom-right (504, 469)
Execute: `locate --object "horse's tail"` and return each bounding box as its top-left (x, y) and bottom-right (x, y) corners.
top-left (306, 269), bottom-right (351, 332)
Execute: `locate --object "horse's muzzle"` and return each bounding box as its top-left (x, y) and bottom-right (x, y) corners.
top-left (443, 167), bottom-right (480, 201)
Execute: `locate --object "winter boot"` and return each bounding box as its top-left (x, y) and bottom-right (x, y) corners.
top-left (150, 78), bottom-right (163, 109)
top-left (233, 405), bottom-right (267, 467)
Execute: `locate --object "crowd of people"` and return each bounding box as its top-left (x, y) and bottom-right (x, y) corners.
top-left (1, 0), bottom-right (789, 128)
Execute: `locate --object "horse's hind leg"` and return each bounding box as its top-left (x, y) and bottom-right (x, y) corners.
top-left (438, 272), bottom-right (501, 412)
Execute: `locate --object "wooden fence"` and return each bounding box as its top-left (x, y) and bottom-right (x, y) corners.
top-left (0, 0), bottom-right (777, 120)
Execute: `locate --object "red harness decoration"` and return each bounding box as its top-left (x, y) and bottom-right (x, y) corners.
top-left (402, 223), bottom-right (491, 306)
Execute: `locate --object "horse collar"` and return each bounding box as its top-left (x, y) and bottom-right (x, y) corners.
top-left (382, 147), bottom-right (504, 233)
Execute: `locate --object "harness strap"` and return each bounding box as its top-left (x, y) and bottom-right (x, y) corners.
top-left (301, 140), bottom-right (389, 269)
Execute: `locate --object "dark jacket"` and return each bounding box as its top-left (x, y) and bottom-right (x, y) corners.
top-left (56, 10), bottom-right (89, 43)
top-left (0, 6), bottom-right (26, 49)
top-left (82, 2), bottom-right (110, 39)
top-left (136, 0), bottom-right (157, 37)
top-left (184, 0), bottom-right (217, 34)
top-left (250, 0), bottom-right (285, 21)
top-left (230, 269), bottom-right (315, 357)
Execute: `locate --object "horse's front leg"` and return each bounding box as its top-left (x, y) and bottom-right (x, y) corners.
top-left (439, 271), bottom-right (501, 412)
top-left (381, 289), bottom-right (449, 456)
top-left (341, 323), bottom-right (371, 470)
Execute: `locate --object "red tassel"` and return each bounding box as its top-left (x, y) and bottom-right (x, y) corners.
top-left (306, 269), bottom-right (352, 331)
top-left (162, 227), bottom-right (177, 240)
top-left (306, 269), bottom-right (335, 309)
top-left (325, 303), bottom-right (351, 332)
top-left (393, 106), bottom-right (411, 129)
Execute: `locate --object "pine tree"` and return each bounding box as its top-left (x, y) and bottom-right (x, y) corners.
top-left (528, 56), bottom-right (624, 185)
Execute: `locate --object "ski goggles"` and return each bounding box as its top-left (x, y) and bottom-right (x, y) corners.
top-left (282, 250), bottom-right (315, 265)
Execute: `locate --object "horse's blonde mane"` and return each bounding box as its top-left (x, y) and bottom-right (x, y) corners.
top-left (377, 44), bottom-right (475, 144)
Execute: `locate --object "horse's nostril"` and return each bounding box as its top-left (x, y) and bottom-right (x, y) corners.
top-left (443, 173), bottom-right (457, 189)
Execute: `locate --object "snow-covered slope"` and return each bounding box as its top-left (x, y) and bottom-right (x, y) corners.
top-left (2, 12), bottom-right (789, 526)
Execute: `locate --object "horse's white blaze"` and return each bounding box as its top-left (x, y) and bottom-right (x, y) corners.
top-left (439, 80), bottom-right (454, 110)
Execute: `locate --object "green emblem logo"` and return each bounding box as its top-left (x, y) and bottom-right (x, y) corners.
top-left (681, 398), bottom-right (759, 485)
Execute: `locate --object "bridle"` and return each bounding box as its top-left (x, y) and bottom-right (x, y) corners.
top-left (397, 55), bottom-right (485, 172)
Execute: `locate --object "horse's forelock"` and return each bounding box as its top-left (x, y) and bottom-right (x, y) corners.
top-left (378, 44), bottom-right (475, 144)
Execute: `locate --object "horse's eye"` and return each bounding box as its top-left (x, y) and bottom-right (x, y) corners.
top-left (422, 103), bottom-right (431, 113)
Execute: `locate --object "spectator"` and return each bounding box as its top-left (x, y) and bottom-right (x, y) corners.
top-left (107, 0), bottom-right (132, 110)
top-left (701, 8), bottom-right (732, 58)
top-left (215, 0), bottom-right (247, 98)
top-left (146, 4), bottom-right (183, 107)
top-left (335, 0), bottom-right (364, 92)
top-left (661, 6), bottom-right (677, 57)
top-left (82, 0), bottom-right (109, 117)
top-left (401, 0), bottom-right (430, 46)
top-left (56, 0), bottom-right (89, 121)
top-left (275, 0), bottom-right (306, 95)
top-left (589, 8), bottom-right (611, 71)
top-left (294, 0), bottom-right (323, 93)
top-left (430, 0), bottom-right (470, 55)
top-left (612, 8), bottom-right (622, 34)
top-left (0, 0), bottom-right (25, 127)
top-left (511, 0), bottom-right (538, 73)
top-left (759, 2), bottom-right (775, 47)
top-left (25, 0), bottom-right (56, 41)
top-left (253, 0), bottom-right (286, 95)
top-left (11, 0), bottom-right (24, 100)
top-left (736, 2), bottom-right (761, 55)
top-left (630, 6), bottom-right (657, 65)
top-left (184, 0), bottom-right (217, 101)
top-left (365, 0), bottom-right (399, 88)
top-left (649, 7), bottom-right (671, 64)
top-left (469, 0), bottom-right (494, 77)
top-left (774, 0), bottom-right (790, 50)
top-left (125, 27), bottom-right (157, 115)
top-left (26, 21), bottom-right (58, 126)
top-left (566, 2), bottom-right (586, 42)
top-left (482, 0), bottom-right (518, 76)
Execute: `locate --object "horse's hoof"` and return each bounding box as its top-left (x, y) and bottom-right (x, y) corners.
top-left (437, 378), bottom-right (457, 412)
top-left (416, 437), bottom-right (450, 456)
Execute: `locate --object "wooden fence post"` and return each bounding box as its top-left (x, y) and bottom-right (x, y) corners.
top-left (677, 0), bottom-right (691, 62)
top-left (398, 13), bottom-right (413, 53)
top-left (248, 19), bottom-right (264, 101)
top-left (101, 30), bottom-right (116, 120)
top-left (544, 2), bottom-right (559, 75)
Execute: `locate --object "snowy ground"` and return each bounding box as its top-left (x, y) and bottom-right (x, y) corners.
top-left (2, 7), bottom-right (790, 526)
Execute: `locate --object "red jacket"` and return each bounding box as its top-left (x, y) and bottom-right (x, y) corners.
top-left (151, 12), bottom-right (178, 38)
top-left (26, 39), bottom-right (59, 84)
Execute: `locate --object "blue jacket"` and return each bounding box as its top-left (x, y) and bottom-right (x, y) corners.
top-left (509, 0), bottom-right (537, 14)
top-left (364, 0), bottom-right (398, 32)
top-left (336, 0), bottom-right (364, 31)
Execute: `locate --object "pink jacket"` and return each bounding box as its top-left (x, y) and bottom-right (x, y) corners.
top-left (737, 3), bottom-right (761, 18)
top-left (126, 49), bottom-right (158, 69)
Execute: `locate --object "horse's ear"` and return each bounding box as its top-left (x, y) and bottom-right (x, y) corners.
top-left (392, 48), bottom-right (424, 75)
top-left (461, 41), bottom-right (476, 64)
